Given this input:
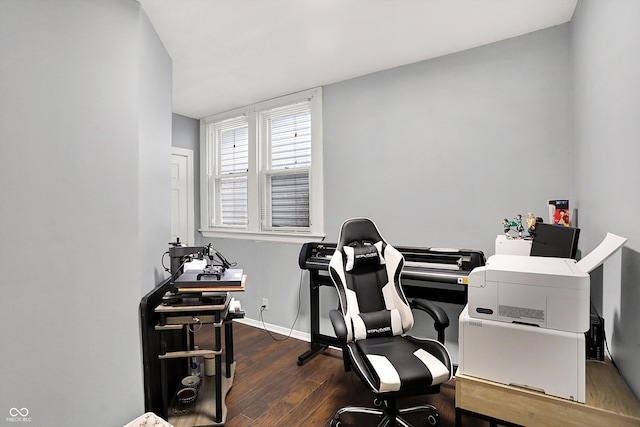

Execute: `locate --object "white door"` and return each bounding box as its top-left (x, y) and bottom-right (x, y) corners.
top-left (171, 147), bottom-right (195, 246)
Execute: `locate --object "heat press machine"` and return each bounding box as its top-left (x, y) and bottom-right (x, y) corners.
top-left (162, 239), bottom-right (243, 305)
top-left (167, 239), bottom-right (234, 279)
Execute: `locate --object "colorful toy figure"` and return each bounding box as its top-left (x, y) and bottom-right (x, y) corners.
top-left (526, 212), bottom-right (538, 237)
top-left (502, 218), bottom-right (512, 236)
top-left (503, 214), bottom-right (525, 238)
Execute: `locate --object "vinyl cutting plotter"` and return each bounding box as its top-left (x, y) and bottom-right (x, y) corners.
top-left (298, 242), bottom-right (485, 365)
top-left (459, 233), bottom-right (627, 403)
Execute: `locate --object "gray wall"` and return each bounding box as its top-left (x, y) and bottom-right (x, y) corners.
top-left (571, 0), bottom-right (640, 398)
top-left (323, 24), bottom-right (572, 252)
top-left (173, 113), bottom-right (200, 152)
top-left (0, 1), bottom-right (172, 425)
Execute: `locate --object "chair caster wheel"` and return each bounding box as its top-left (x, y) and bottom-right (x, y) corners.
top-left (330, 418), bottom-right (341, 427)
top-left (373, 398), bottom-right (383, 407)
top-left (427, 412), bottom-right (439, 426)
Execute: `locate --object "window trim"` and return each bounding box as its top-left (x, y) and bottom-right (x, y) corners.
top-left (199, 88), bottom-right (324, 243)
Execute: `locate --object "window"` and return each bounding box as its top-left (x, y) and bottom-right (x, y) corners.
top-left (201, 88), bottom-right (324, 242)
top-left (208, 115), bottom-right (249, 227)
top-left (260, 102), bottom-right (311, 229)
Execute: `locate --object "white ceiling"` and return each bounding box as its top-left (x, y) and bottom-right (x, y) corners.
top-left (139, 0), bottom-right (578, 119)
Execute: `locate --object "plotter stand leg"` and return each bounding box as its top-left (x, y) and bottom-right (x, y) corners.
top-left (297, 272), bottom-right (345, 366)
top-left (297, 280), bottom-right (327, 365)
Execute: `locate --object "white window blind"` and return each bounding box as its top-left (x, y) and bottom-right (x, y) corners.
top-left (209, 116), bottom-right (248, 227)
top-left (260, 102), bottom-right (311, 229)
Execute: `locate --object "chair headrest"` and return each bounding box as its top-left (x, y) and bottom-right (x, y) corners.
top-left (337, 218), bottom-right (384, 249)
top-left (344, 241), bottom-right (385, 272)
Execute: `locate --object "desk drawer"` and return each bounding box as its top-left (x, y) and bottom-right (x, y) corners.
top-left (164, 315), bottom-right (218, 325)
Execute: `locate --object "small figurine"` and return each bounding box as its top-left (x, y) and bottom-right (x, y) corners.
top-left (503, 214), bottom-right (525, 239)
top-left (503, 218), bottom-right (513, 236)
top-left (526, 212), bottom-right (538, 238)
top-left (514, 214), bottom-right (524, 236)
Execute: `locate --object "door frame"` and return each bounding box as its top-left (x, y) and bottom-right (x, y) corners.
top-left (171, 147), bottom-right (195, 246)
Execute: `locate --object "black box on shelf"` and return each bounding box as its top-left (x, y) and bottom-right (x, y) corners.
top-left (586, 303), bottom-right (604, 361)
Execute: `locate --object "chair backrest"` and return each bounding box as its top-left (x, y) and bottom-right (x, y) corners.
top-left (329, 218), bottom-right (414, 343)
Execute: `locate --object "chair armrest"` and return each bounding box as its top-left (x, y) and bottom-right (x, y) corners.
top-left (411, 298), bottom-right (449, 344)
top-left (329, 309), bottom-right (348, 342)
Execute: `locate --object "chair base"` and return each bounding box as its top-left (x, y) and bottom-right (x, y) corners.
top-left (330, 402), bottom-right (439, 427)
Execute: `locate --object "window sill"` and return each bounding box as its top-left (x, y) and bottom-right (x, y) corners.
top-left (199, 229), bottom-right (325, 244)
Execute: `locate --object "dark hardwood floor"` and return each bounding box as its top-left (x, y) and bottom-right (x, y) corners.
top-left (195, 322), bottom-right (489, 427)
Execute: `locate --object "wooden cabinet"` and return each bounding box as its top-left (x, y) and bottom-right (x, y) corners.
top-left (455, 359), bottom-right (640, 427)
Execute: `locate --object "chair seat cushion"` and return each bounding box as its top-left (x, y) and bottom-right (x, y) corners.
top-left (353, 336), bottom-right (451, 393)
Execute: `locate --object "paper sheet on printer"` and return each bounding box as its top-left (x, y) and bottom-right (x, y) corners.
top-left (576, 232), bottom-right (627, 273)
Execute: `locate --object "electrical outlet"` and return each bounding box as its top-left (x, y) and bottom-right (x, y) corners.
top-left (262, 298), bottom-right (269, 311)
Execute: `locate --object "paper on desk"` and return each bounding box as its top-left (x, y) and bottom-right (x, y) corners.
top-left (576, 232), bottom-right (627, 273)
top-left (184, 259), bottom-right (207, 271)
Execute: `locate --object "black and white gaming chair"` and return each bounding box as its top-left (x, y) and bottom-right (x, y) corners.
top-left (328, 218), bottom-right (452, 427)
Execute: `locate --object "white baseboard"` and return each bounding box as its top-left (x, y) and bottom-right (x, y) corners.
top-left (235, 317), bottom-right (311, 342)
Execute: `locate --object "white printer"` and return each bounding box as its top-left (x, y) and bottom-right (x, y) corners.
top-left (459, 305), bottom-right (586, 402)
top-left (459, 233), bottom-right (627, 403)
top-left (467, 255), bottom-right (590, 333)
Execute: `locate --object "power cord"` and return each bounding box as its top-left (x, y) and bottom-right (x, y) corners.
top-left (187, 316), bottom-right (203, 333)
top-left (260, 269), bottom-right (304, 341)
top-left (161, 251), bottom-right (170, 273)
top-left (603, 329), bottom-right (617, 369)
